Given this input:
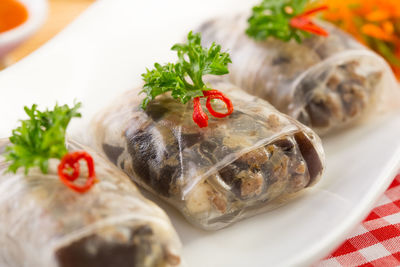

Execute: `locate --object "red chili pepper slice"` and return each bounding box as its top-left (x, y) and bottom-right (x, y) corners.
top-left (290, 5), bottom-right (329, 37)
top-left (58, 151), bottom-right (97, 193)
top-left (193, 97), bottom-right (209, 128)
top-left (204, 90), bottom-right (234, 118)
top-left (192, 89), bottom-right (234, 128)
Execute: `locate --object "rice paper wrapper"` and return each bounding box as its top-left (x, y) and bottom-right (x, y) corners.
top-left (89, 81), bottom-right (325, 230)
top-left (0, 139), bottom-right (181, 267)
top-left (198, 14), bottom-right (400, 135)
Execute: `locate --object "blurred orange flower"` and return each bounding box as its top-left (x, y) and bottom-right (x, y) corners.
top-left (317, 0), bottom-right (400, 79)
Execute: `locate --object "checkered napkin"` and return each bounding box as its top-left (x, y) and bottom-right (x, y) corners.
top-left (316, 175), bottom-right (400, 267)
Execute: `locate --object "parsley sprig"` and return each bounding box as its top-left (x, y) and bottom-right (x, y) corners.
top-left (246, 0), bottom-right (311, 42)
top-left (5, 103), bottom-right (81, 174)
top-left (140, 31), bottom-right (232, 109)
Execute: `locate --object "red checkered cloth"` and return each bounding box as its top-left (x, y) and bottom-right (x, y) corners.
top-left (316, 175), bottom-right (400, 267)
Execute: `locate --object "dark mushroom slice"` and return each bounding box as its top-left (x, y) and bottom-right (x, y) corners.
top-left (293, 132), bottom-right (323, 186)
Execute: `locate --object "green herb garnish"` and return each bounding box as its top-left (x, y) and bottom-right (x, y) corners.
top-left (140, 31), bottom-right (232, 109)
top-left (246, 0), bottom-right (328, 42)
top-left (5, 103), bottom-right (81, 174)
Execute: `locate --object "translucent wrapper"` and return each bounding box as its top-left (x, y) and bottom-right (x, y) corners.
top-left (89, 81), bottom-right (325, 230)
top-left (0, 139), bottom-right (181, 267)
top-left (198, 14), bottom-right (399, 135)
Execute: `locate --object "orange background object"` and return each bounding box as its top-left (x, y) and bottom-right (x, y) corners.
top-left (320, 0), bottom-right (400, 79)
top-left (0, 0), bottom-right (28, 33)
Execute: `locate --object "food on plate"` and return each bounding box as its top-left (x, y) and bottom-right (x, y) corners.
top-left (91, 80), bottom-right (325, 230)
top-left (198, 0), bottom-right (397, 135)
top-left (89, 32), bottom-right (325, 230)
top-left (0, 103), bottom-right (181, 267)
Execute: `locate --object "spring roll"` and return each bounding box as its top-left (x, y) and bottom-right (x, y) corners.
top-left (0, 139), bottom-right (181, 267)
top-left (90, 81), bottom-right (325, 230)
top-left (198, 14), bottom-right (396, 134)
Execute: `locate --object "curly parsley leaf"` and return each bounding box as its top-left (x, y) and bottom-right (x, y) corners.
top-left (140, 31), bottom-right (232, 109)
top-left (5, 102), bottom-right (82, 175)
top-left (246, 0), bottom-right (310, 42)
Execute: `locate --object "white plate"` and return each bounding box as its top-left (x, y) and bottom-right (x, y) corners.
top-left (1, 0), bottom-right (400, 266)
